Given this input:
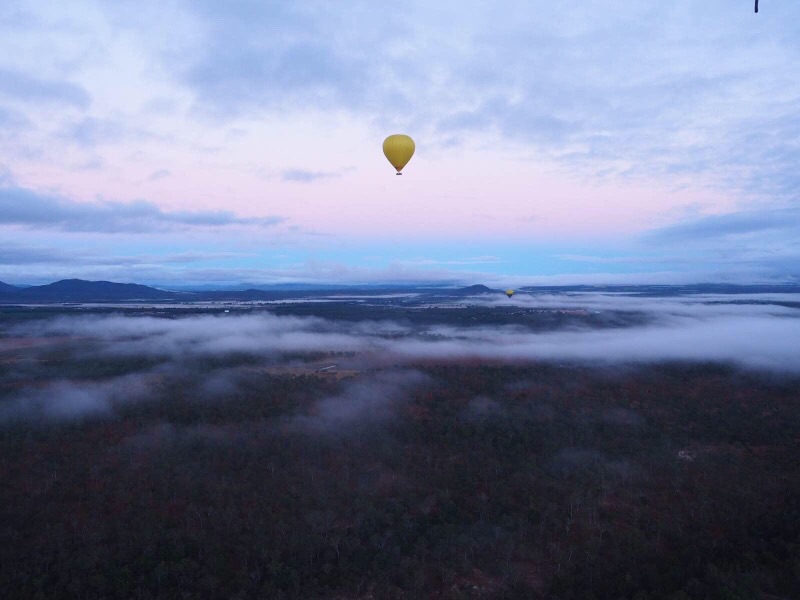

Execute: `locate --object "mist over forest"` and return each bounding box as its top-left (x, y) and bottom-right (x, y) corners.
top-left (2, 291), bottom-right (799, 424)
top-left (1, 291), bottom-right (799, 598)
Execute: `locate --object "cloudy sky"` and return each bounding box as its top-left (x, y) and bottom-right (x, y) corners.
top-left (1, 1), bottom-right (798, 286)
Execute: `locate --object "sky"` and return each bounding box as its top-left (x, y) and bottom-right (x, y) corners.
top-left (0, 0), bottom-right (798, 287)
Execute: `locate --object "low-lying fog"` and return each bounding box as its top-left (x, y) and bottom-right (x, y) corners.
top-left (1, 292), bottom-right (798, 424)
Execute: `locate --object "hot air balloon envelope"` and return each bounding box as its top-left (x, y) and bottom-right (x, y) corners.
top-left (383, 134), bottom-right (415, 174)
top-left (505, 289), bottom-right (514, 298)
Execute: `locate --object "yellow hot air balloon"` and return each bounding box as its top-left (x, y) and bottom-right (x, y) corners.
top-left (505, 289), bottom-right (514, 298)
top-left (383, 134), bottom-right (415, 175)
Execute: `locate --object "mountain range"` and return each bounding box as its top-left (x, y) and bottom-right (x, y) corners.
top-left (2, 278), bottom-right (800, 304)
top-left (0, 279), bottom-right (180, 302)
top-left (0, 279), bottom-right (491, 303)
top-left (0, 281), bottom-right (20, 294)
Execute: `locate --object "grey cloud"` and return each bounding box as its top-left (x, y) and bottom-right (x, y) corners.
top-left (555, 255), bottom-right (689, 265)
top-left (0, 163), bottom-right (12, 184)
top-left (0, 184), bottom-right (285, 232)
top-left (645, 206), bottom-right (800, 243)
top-left (0, 242), bottom-right (250, 267)
top-left (0, 68), bottom-right (90, 108)
top-left (110, 250), bottom-right (253, 265)
top-left (281, 169), bottom-right (340, 183)
top-left (148, 169), bottom-right (171, 181)
top-left (399, 256), bottom-right (502, 267)
top-left (60, 117), bottom-right (125, 146)
top-left (57, 116), bottom-right (168, 149)
top-left (160, 0), bottom-right (799, 201)
top-left (0, 106), bottom-right (32, 131)
top-left (0, 242), bottom-right (67, 265)
top-left (438, 94), bottom-right (578, 144)
top-left (436, 35), bottom-right (784, 189)
top-left (181, 3), bottom-right (371, 116)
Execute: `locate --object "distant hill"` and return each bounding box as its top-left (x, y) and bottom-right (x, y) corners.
top-left (450, 284), bottom-right (496, 295)
top-left (0, 278), bottom-right (505, 303)
top-left (5, 279), bottom-right (183, 302)
top-left (4, 279), bottom-right (796, 305)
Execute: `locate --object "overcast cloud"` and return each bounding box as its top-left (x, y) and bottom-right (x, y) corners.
top-left (0, 184), bottom-right (285, 232)
top-left (1, 1), bottom-right (797, 284)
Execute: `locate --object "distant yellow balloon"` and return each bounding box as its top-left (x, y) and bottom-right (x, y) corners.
top-left (383, 134), bottom-right (415, 175)
top-left (505, 289), bottom-right (514, 298)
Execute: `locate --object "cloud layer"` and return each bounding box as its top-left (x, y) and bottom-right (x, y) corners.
top-left (2, 292), bottom-right (798, 424)
top-left (0, 184), bottom-right (284, 232)
top-left (0, 1), bottom-right (798, 283)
